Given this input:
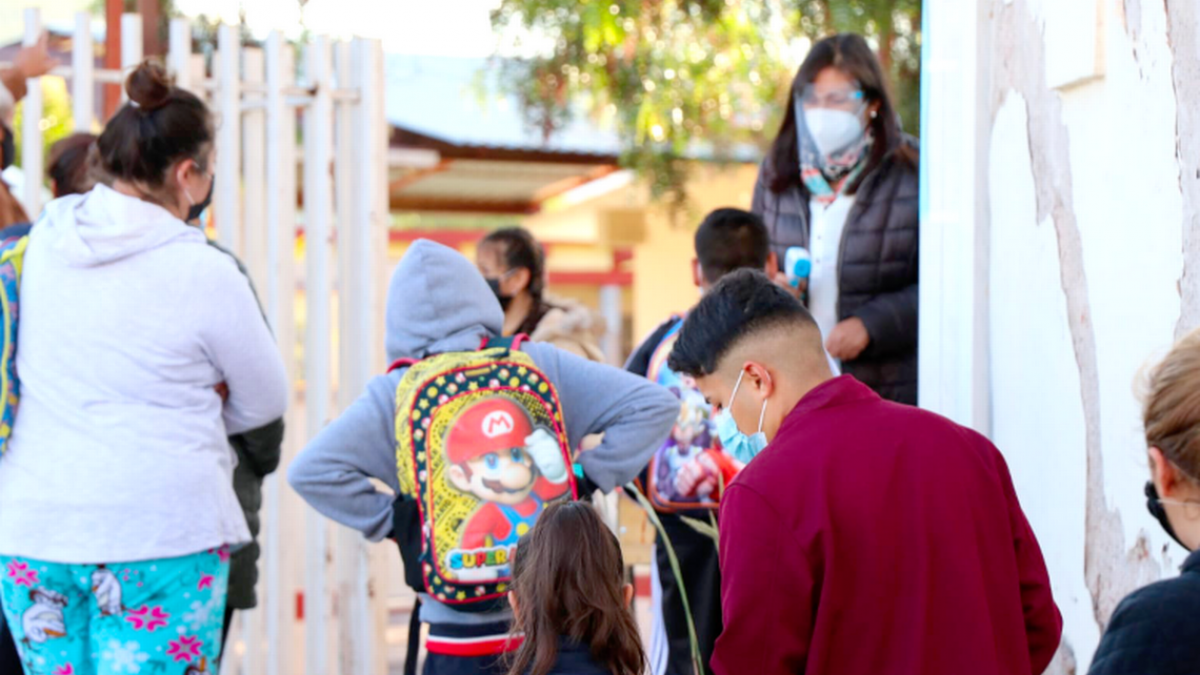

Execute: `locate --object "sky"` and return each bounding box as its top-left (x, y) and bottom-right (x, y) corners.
top-left (178, 0), bottom-right (504, 56)
top-left (3, 0), bottom-right (506, 57)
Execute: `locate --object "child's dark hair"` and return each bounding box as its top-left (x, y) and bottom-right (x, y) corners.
top-left (97, 60), bottom-right (213, 193)
top-left (48, 133), bottom-right (99, 198)
top-left (508, 501), bottom-right (645, 675)
top-left (480, 227), bottom-right (546, 303)
top-left (695, 207), bottom-right (770, 284)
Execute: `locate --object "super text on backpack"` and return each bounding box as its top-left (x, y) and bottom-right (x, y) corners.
top-left (393, 337), bottom-right (576, 611)
top-left (0, 234), bottom-right (28, 455)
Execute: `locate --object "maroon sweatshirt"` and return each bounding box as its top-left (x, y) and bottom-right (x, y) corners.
top-left (712, 376), bottom-right (1061, 675)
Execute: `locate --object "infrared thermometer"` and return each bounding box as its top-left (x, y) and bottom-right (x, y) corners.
top-left (785, 246), bottom-right (812, 288)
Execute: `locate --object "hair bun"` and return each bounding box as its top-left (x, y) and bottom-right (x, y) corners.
top-left (125, 60), bottom-right (172, 111)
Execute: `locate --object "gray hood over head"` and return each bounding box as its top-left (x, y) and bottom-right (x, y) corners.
top-left (385, 239), bottom-right (504, 362)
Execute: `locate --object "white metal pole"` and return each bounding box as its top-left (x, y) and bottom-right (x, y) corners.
top-left (243, 47), bottom-right (268, 293)
top-left (72, 12), bottom-right (93, 134)
top-left (356, 38), bottom-right (391, 675)
top-left (120, 13), bottom-right (142, 105)
top-left (261, 31), bottom-right (286, 675)
top-left (333, 38), bottom-right (373, 675)
top-left (303, 34), bottom-right (334, 675)
top-left (264, 38), bottom-right (301, 675)
top-left (238, 43), bottom-right (267, 675)
top-left (189, 54), bottom-right (207, 102)
top-left (22, 8), bottom-right (44, 217)
top-left (168, 18), bottom-right (191, 92)
top-left (216, 23), bottom-right (242, 253)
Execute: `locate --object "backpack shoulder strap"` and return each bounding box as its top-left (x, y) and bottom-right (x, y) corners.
top-left (387, 358), bottom-right (419, 373)
top-left (478, 333), bottom-right (528, 352)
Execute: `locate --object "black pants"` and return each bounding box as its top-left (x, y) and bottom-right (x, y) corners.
top-left (0, 613), bottom-right (21, 675)
top-left (656, 511), bottom-right (722, 675)
top-left (220, 605), bottom-right (236, 661)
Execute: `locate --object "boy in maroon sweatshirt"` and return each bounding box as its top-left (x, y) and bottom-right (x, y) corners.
top-left (667, 270), bottom-right (1062, 675)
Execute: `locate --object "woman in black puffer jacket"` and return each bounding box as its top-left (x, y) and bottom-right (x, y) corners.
top-left (753, 33), bottom-right (919, 404)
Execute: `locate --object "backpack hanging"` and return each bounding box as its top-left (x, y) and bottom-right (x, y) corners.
top-left (391, 335), bottom-right (576, 612)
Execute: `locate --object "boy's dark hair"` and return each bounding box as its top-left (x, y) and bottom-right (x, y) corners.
top-left (668, 269), bottom-right (818, 377)
top-left (508, 501), bottom-right (645, 675)
top-left (48, 133), bottom-right (99, 198)
top-left (695, 208), bottom-right (770, 284)
top-left (479, 226), bottom-right (546, 303)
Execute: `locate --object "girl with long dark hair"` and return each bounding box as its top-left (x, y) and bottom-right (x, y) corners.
top-left (507, 501), bottom-right (645, 675)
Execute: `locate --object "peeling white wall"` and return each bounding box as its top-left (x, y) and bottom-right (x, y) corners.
top-left (923, 0), bottom-right (1197, 671)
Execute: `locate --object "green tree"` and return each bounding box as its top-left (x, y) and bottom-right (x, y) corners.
top-left (491, 0), bottom-right (920, 208)
top-left (12, 76), bottom-right (76, 175)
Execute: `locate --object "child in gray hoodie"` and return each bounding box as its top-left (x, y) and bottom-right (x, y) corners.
top-left (288, 240), bottom-right (677, 675)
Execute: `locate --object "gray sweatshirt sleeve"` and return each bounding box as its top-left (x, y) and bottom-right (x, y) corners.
top-left (287, 375), bottom-right (401, 542)
top-left (198, 254), bottom-right (290, 435)
top-left (523, 343), bottom-right (678, 492)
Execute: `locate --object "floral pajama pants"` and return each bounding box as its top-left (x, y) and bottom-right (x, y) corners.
top-left (0, 548), bottom-right (230, 675)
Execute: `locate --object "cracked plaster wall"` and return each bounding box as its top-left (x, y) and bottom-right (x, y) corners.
top-left (971, 0), bottom-right (1197, 671)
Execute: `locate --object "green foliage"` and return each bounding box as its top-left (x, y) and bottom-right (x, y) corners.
top-left (491, 1), bottom-right (920, 208)
top-left (12, 77), bottom-right (76, 183)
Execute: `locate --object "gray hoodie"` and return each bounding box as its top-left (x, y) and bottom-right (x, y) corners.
top-left (287, 240), bottom-right (677, 625)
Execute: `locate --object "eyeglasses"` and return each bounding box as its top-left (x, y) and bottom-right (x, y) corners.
top-left (797, 85), bottom-right (865, 110)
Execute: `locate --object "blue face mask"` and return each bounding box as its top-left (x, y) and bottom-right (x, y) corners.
top-left (715, 369), bottom-right (769, 464)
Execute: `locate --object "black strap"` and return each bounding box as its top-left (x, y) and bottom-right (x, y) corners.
top-left (404, 597), bottom-right (422, 675)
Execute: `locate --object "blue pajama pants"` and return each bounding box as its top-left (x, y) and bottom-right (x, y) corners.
top-left (0, 548), bottom-right (229, 675)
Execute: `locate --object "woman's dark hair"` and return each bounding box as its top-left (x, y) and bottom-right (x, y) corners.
top-left (97, 60), bottom-right (213, 191)
top-left (507, 501), bottom-right (645, 675)
top-left (480, 226), bottom-right (546, 302)
top-left (48, 133), bottom-right (99, 198)
top-left (764, 33), bottom-right (914, 195)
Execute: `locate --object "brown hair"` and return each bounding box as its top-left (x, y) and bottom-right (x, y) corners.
top-left (507, 501), bottom-right (645, 675)
top-left (48, 133), bottom-right (100, 198)
top-left (764, 33), bottom-right (915, 195)
top-left (96, 60), bottom-right (213, 197)
top-left (480, 227), bottom-right (547, 303)
top-left (1143, 328), bottom-right (1200, 482)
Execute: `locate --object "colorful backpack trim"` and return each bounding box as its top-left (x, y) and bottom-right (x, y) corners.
top-left (0, 234), bottom-right (28, 455)
top-left (391, 335), bottom-right (577, 611)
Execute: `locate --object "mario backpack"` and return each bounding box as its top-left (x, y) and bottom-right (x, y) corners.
top-left (643, 316), bottom-right (744, 512)
top-left (391, 335), bottom-right (577, 612)
top-left (0, 232), bottom-right (28, 456)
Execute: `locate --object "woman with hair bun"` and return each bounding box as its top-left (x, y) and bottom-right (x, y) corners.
top-left (0, 60), bottom-right (288, 675)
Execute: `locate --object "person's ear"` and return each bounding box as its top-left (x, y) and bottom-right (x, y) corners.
top-left (507, 590), bottom-right (519, 618)
top-left (509, 267), bottom-right (532, 295)
top-left (867, 100), bottom-right (882, 123)
top-left (765, 251), bottom-right (779, 276)
top-left (1150, 447), bottom-right (1179, 499)
top-left (745, 362), bottom-right (774, 400)
top-left (692, 259), bottom-right (703, 289)
top-left (622, 583), bottom-right (634, 608)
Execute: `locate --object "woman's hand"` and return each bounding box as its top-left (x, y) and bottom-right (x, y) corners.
top-left (15, 34), bottom-right (58, 80)
top-left (826, 317), bottom-right (870, 361)
top-left (771, 270), bottom-right (807, 300)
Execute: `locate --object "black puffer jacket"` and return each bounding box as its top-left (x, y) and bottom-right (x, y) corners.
top-left (752, 136), bottom-right (919, 404)
top-left (1088, 550), bottom-right (1200, 675)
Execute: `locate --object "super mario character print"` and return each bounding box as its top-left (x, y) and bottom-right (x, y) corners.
top-left (442, 395), bottom-right (570, 581)
top-left (0, 548), bottom-right (229, 675)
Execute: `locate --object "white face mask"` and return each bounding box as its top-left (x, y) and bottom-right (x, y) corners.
top-left (803, 108), bottom-right (865, 157)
